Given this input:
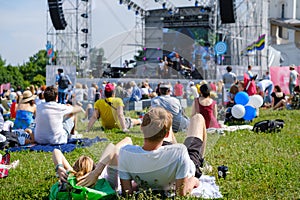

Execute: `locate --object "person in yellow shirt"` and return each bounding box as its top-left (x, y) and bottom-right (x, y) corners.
top-left (86, 83), bottom-right (141, 132)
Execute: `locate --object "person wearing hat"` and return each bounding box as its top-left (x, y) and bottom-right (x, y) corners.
top-left (118, 106), bottom-right (207, 196)
top-left (34, 86), bottom-right (84, 145)
top-left (13, 90), bottom-right (37, 131)
top-left (86, 83), bottom-right (141, 133)
top-left (151, 83), bottom-right (189, 133)
top-left (289, 64), bottom-right (299, 95)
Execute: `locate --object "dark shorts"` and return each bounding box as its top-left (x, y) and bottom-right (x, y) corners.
top-left (184, 137), bottom-right (204, 178)
top-left (163, 137), bottom-right (204, 178)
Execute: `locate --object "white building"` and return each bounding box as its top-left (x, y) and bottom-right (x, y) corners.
top-left (269, 0), bottom-right (300, 66)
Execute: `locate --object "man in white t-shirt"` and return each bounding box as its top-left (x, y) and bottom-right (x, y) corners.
top-left (34, 86), bottom-right (83, 145)
top-left (257, 79), bottom-right (274, 105)
top-left (289, 65), bottom-right (299, 95)
top-left (118, 106), bottom-right (207, 196)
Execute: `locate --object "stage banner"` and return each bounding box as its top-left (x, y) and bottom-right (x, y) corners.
top-left (270, 66), bottom-right (300, 95)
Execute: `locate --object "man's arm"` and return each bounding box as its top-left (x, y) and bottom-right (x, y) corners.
top-left (176, 176), bottom-right (199, 196)
top-left (86, 109), bottom-right (99, 132)
top-left (116, 106), bottom-right (128, 132)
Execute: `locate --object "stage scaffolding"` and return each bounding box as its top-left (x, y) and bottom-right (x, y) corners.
top-left (217, 0), bottom-right (269, 75)
top-left (46, 0), bottom-right (92, 76)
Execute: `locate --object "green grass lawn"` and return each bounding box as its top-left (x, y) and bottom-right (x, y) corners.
top-left (0, 108), bottom-right (299, 199)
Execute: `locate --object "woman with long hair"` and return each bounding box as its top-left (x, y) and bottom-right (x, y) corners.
top-left (271, 85), bottom-right (286, 110)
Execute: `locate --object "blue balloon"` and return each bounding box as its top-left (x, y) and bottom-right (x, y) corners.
top-left (234, 91), bottom-right (249, 106)
top-left (243, 105), bottom-right (256, 120)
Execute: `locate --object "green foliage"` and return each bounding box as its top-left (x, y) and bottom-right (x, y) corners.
top-left (0, 50), bottom-right (47, 89)
top-left (33, 74), bottom-right (46, 86)
top-left (0, 109), bottom-right (299, 199)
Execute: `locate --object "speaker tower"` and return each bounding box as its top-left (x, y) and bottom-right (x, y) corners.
top-left (219, 0), bottom-right (236, 24)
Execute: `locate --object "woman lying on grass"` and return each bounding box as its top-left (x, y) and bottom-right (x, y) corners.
top-left (52, 137), bottom-right (132, 190)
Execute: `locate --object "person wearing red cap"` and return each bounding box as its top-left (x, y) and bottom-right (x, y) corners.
top-left (86, 83), bottom-right (141, 132)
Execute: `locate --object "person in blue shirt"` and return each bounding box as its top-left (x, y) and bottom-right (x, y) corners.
top-left (56, 68), bottom-right (72, 104)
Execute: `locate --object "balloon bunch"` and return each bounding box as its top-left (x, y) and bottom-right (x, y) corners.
top-left (231, 92), bottom-right (264, 121)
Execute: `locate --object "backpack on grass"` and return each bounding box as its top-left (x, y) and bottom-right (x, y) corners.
top-left (252, 119), bottom-right (284, 133)
top-left (49, 175), bottom-right (116, 200)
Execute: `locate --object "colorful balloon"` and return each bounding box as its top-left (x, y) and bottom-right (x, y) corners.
top-left (231, 104), bottom-right (246, 119)
top-left (243, 105), bottom-right (256, 120)
top-left (234, 91), bottom-right (249, 106)
top-left (248, 95), bottom-right (264, 108)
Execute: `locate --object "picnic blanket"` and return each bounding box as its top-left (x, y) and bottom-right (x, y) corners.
top-left (7, 137), bottom-right (108, 153)
top-left (207, 125), bottom-right (253, 134)
top-left (192, 175), bottom-right (223, 198)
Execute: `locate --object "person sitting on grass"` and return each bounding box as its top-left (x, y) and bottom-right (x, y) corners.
top-left (151, 83), bottom-right (189, 133)
top-left (192, 84), bottom-right (220, 129)
top-left (118, 106), bottom-right (207, 197)
top-left (86, 83), bottom-right (141, 133)
top-left (34, 86), bottom-right (84, 145)
top-left (271, 85), bottom-right (286, 110)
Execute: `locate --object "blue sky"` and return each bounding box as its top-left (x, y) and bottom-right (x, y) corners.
top-left (0, 0), bottom-right (137, 65)
top-left (0, 0), bottom-right (196, 66)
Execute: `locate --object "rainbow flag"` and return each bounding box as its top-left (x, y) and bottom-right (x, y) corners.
top-left (255, 34), bottom-right (265, 50)
top-left (246, 34), bottom-right (266, 52)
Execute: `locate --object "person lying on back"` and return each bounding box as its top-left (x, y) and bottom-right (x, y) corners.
top-left (118, 106), bottom-right (207, 196)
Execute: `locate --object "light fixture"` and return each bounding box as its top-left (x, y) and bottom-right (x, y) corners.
top-left (81, 13), bottom-right (88, 18)
top-left (81, 43), bottom-right (88, 48)
top-left (80, 56), bottom-right (87, 60)
top-left (162, 2), bottom-right (166, 9)
top-left (81, 28), bottom-right (88, 33)
top-left (135, 10), bottom-right (139, 15)
top-left (195, 0), bottom-right (198, 7)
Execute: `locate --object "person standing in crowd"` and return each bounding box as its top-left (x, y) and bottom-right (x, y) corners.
top-left (86, 83), bottom-right (141, 133)
top-left (73, 83), bottom-right (84, 106)
top-left (289, 64), bottom-right (299, 95)
top-left (129, 81), bottom-right (141, 102)
top-left (222, 66), bottom-right (237, 91)
top-left (115, 82), bottom-right (127, 99)
top-left (246, 65), bottom-right (254, 79)
top-left (56, 68), bottom-right (72, 104)
top-left (192, 84), bottom-right (220, 128)
top-left (257, 79), bottom-right (274, 106)
top-left (174, 81), bottom-right (184, 98)
top-left (190, 82), bottom-right (199, 99)
top-left (34, 86), bottom-right (84, 145)
top-left (263, 71), bottom-right (271, 80)
top-left (151, 83), bottom-right (189, 132)
top-left (140, 83), bottom-right (150, 100)
top-left (88, 83), bottom-right (97, 103)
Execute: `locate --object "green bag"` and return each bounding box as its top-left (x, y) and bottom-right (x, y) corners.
top-left (49, 175), bottom-right (116, 200)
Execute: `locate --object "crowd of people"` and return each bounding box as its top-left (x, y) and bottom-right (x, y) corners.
top-left (0, 65), bottom-right (299, 197)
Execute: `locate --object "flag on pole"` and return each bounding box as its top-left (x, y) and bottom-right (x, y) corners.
top-left (255, 34), bottom-right (265, 50)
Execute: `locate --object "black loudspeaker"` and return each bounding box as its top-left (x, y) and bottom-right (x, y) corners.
top-left (48, 0), bottom-right (67, 30)
top-left (219, 0), bottom-right (236, 24)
